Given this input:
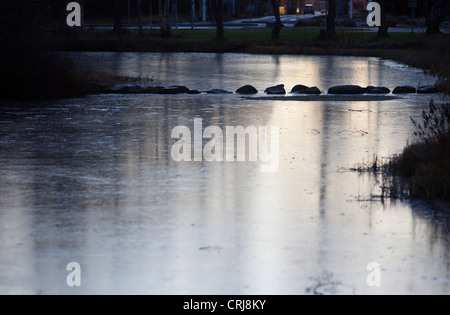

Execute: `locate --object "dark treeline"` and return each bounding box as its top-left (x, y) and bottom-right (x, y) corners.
top-left (0, 1), bottom-right (96, 99)
top-left (324, 0), bottom-right (450, 35)
top-left (82, 0), bottom-right (450, 24)
top-left (4, 1), bottom-right (450, 34)
top-left (385, 0), bottom-right (450, 33)
top-left (3, 1), bottom-right (450, 26)
top-left (84, 0), bottom-right (263, 22)
top-left (27, 0), bottom-right (251, 25)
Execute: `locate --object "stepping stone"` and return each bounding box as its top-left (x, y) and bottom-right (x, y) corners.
top-left (104, 84), bottom-right (146, 94)
top-left (265, 84), bottom-right (286, 95)
top-left (417, 86), bottom-right (438, 94)
top-left (290, 84), bottom-right (309, 93)
top-left (328, 85), bottom-right (365, 94)
top-left (302, 87), bottom-right (321, 94)
top-left (159, 86), bottom-right (190, 94)
top-left (366, 86), bottom-right (390, 94)
top-left (392, 86), bottom-right (416, 94)
top-left (145, 86), bottom-right (164, 94)
top-left (236, 85), bottom-right (258, 95)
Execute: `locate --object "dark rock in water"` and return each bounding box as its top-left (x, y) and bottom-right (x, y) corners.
top-left (328, 85), bottom-right (366, 94)
top-left (159, 86), bottom-right (190, 94)
top-left (302, 87), bottom-right (321, 94)
top-left (188, 89), bottom-right (201, 94)
top-left (366, 86), bottom-right (390, 94)
top-left (236, 85), bottom-right (258, 95)
top-left (289, 84), bottom-right (320, 94)
top-left (290, 84), bottom-right (309, 93)
top-left (170, 85), bottom-right (191, 93)
top-left (159, 87), bottom-right (182, 94)
top-left (123, 85), bottom-right (145, 94)
top-left (417, 86), bottom-right (438, 94)
top-left (206, 89), bottom-right (233, 94)
top-left (104, 83), bottom-right (146, 94)
top-left (145, 86), bottom-right (163, 94)
top-left (378, 87), bottom-right (391, 94)
top-left (368, 89), bottom-right (388, 94)
top-left (265, 84), bottom-right (286, 95)
top-left (392, 86), bottom-right (416, 94)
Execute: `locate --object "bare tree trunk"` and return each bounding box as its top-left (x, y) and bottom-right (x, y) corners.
top-left (158, 0), bottom-right (172, 37)
top-left (326, 0), bottom-right (337, 38)
top-left (214, 0), bottom-right (225, 40)
top-left (138, 0), bottom-right (143, 35)
top-left (271, 0), bottom-right (282, 40)
top-left (150, 0), bottom-right (153, 29)
top-left (113, 0), bottom-right (122, 37)
top-left (376, 0), bottom-right (389, 37)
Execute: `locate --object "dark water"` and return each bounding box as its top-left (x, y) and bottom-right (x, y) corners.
top-left (0, 53), bottom-right (449, 294)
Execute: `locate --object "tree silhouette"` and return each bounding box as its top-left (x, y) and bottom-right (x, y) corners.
top-left (113, 0), bottom-right (122, 37)
top-left (159, 0), bottom-right (172, 37)
top-left (376, 0), bottom-right (389, 37)
top-left (270, 0), bottom-right (283, 40)
top-left (138, 0), bottom-right (143, 35)
top-left (214, 0), bottom-right (226, 41)
top-left (326, 0), bottom-right (337, 38)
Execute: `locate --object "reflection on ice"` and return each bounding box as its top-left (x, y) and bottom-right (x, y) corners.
top-left (0, 54), bottom-right (449, 294)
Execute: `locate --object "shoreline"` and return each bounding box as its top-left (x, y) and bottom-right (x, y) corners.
top-left (53, 28), bottom-right (450, 96)
top-left (2, 28), bottom-right (449, 100)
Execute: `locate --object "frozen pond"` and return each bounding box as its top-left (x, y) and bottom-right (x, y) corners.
top-left (0, 53), bottom-right (449, 294)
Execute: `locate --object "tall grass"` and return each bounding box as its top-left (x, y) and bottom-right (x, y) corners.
top-left (383, 100), bottom-right (450, 201)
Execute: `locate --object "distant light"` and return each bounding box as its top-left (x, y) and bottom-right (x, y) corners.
top-left (296, 8), bottom-right (300, 14)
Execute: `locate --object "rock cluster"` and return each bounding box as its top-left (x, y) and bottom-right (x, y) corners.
top-left (103, 83), bottom-right (440, 96)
